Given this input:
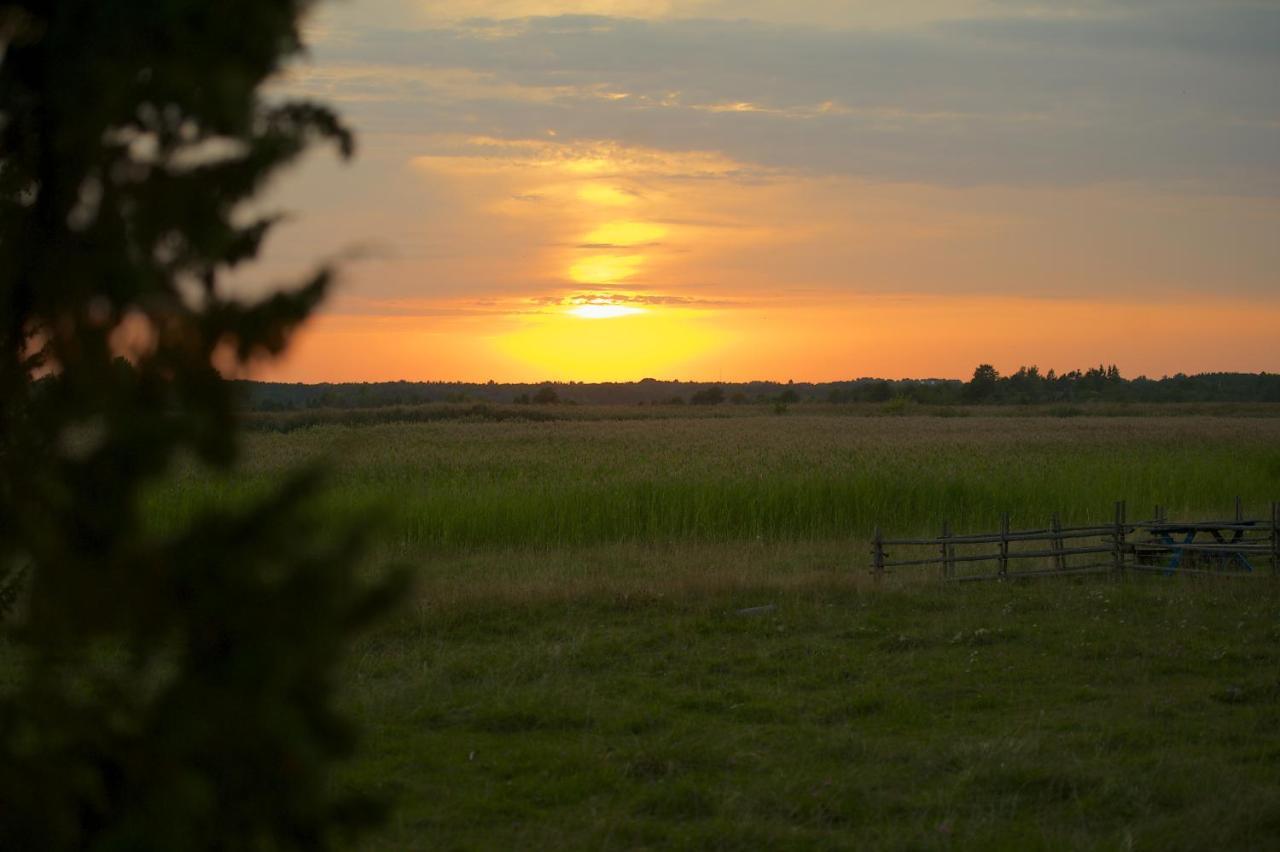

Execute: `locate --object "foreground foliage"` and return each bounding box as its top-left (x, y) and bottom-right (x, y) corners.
top-left (0, 1), bottom-right (399, 848)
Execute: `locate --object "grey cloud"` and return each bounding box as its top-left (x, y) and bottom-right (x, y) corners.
top-left (309, 5), bottom-right (1280, 191)
top-left (944, 5), bottom-right (1280, 60)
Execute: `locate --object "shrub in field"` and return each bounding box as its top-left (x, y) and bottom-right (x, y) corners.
top-left (690, 386), bottom-right (725, 405)
top-left (882, 396), bottom-right (912, 415)
top-left (776, 388), bottom-right (800, 404)
top-left (0, 2), bottom-right (403, 849)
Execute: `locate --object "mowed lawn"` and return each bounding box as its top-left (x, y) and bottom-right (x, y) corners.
top-left (341, 554), bottom-right (1280, 851)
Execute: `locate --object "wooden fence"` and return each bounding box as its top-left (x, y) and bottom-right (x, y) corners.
top-left (871, 499), bottom-right (1280, 582)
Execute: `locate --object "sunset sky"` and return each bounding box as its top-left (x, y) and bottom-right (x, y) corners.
top-left (247, 0), bottom-right (1280, 382)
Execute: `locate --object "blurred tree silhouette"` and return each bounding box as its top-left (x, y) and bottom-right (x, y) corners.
top-left (0, 1), bottom-right (404, 849)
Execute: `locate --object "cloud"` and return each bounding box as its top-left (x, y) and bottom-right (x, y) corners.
top-left (944, 5), bottom-right (1280, 60)
top-left (547, 291), bottom-right (738, 307)
top-left (408, 135), bottom-right (779, 183)
top-left (300, 4), bottom-right (1279, 192)
top-left (241, 0), bottom-right (1280, 323)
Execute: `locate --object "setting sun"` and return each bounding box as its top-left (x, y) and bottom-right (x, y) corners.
top-left (568, 303), bottom-right (645, 319)
top-left (497, 307), bottom-right (724, 380)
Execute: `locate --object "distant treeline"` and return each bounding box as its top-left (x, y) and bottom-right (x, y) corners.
top-left (236, 365), bottom-right (1280, 411)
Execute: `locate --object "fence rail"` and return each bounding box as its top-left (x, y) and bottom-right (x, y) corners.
top-left (871, 498), bottom-right (1280, 582)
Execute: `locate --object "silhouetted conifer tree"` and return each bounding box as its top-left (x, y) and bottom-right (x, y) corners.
top-left (0, 2), bottom-right (405, 848)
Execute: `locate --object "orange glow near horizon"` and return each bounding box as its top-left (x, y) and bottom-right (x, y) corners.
top-left (497, 307), bottom-right (724, 379)
top-left (247, 134), bottom-right (1280, 384)
top-left (248, 3), bottom-right (1280, 385)
top-left (253, 294), bottom-right (1280, 384)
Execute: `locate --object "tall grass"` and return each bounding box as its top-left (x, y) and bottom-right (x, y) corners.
top-left (145, 415), bottom-right (1280, 550)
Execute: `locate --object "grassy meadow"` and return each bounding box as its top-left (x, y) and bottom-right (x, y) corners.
top-left (153, 411), bottom-right (1280, 555)
top-left (162, 408), bottom-right (1280, 848)
top-left (346, 577), bottom-right (1280, 851)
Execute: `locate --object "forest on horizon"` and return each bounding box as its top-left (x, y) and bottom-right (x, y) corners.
top-left (238, 365), bottom-right (1280, 410)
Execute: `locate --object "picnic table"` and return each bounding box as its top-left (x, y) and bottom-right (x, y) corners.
top-left (1134, 521), bottom-right (1261, 574)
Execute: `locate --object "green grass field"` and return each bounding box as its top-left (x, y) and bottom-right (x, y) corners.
top-left (346, 574), bottom-right (1280, 851)
top-left (159, 410), bottom-right (1280, 848)
top-left (153, 413), bottom-right (1280, 553)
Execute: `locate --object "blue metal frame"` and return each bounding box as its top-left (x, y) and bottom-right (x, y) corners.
top-left (1151, 524), bottom-right (1256, 575)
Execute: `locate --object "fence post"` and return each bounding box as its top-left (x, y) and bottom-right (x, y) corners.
top-left (1113, 500), bottom-right (1127, 575)
top-left (1235, 496), bottom-right (1243, 524)
top-left (998, 513), bottom-right (1010, 579)
top-left (1271, 502), bottom-right (1278, 577)
top-left (940, 520), bottom-right (952, 581)
top-left (1150, 504), bottom-right (1163, 570)
top-left (872, 527), bottom-right (884, 582)
top-left (1051, 513), bottom-right (1066, 573)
